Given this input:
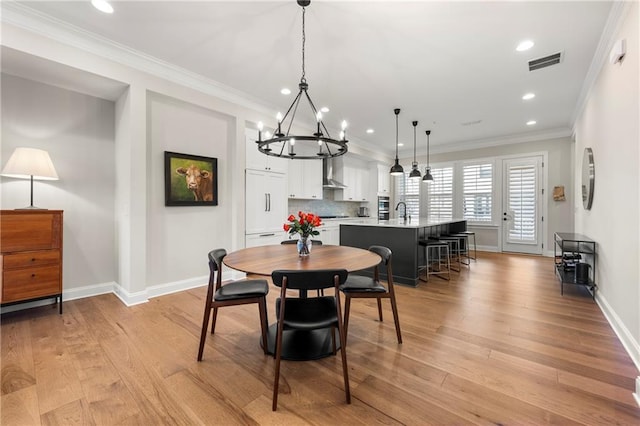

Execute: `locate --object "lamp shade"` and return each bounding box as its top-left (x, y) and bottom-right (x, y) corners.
top-left (1, 148), bottom-right (59, 180)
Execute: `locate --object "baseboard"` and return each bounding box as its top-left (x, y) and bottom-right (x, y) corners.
top-left (64, 281), bottom-right (115, 301)
top-left (146, 275), bottom-right (208, 299)
top-left (112, 283), bottom-right (149, 306)
top-left (477, 245), bottom-right (498, 253)
top-left (596, 292), bottom-right (640, 372)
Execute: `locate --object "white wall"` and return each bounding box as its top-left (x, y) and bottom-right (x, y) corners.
top-left (1, 74), bottom-right (117, 295)
top-left (573, 2), bottom-right (639, 369)
top-left (146, 93), bottom-right (234, 288)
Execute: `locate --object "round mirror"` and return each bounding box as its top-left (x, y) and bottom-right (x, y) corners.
top-left (582, 147), bottom-right (595, 210)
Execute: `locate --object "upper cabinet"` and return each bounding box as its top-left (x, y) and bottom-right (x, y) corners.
top-left (335, 157), bottom-right (369, 202)
top-left (245, 128), bottom-right (288, 174)
top-left (288, 159), bottom-right (323, 200)
top-left (377, 164), bottom-right (390, 196)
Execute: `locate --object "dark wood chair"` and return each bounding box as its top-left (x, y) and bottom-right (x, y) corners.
top-left (197, 248), bottom-right (269, 361)
top-left (340, 245), bottom-right (402, 344)
top-left (270, 269), bottom-right (350, 411)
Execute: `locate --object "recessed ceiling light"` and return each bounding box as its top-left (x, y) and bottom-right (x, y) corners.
top-left (280, 88), bottom-right (291, 95)
top-left (526, 120), bottom-right (537, 126)
top-left (91, 0), bottom-right (113, 14)
top-left (398, 143), bottom-right (404, 147)
top-left (320, 107), bottom-right (329, 113)
top-left (516, 40), bottom-right (534, 52)
top-left (522, 93), bottom-right (536, 100)
top-left (366, 128), bottom-right (374, 134)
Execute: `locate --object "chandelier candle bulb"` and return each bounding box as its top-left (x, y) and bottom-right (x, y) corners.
top-left (257, 121), bottom-right (263, 141)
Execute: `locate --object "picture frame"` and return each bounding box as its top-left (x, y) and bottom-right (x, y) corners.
top-left (164, 151), bottom-right (218, 206)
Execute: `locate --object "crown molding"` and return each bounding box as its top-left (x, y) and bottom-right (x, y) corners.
top-left (403, 127), bottom-right (572, 156)
top-left (571, 1), bottom-right (633, 127)
top-left (1, 2), bottom-right (274, 115)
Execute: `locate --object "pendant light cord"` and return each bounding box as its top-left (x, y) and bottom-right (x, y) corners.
top-left (395, 113), bottom-right (399, 159)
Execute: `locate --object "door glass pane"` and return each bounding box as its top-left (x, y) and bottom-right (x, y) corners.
top-left (507, 164), bottom-right (536, 242)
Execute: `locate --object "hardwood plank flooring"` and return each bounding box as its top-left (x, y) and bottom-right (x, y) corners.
top-left (2, 252), bottom-right (639, 425)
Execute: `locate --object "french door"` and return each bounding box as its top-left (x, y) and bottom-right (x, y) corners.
top-left (502, 156), bottom-right (543, 254)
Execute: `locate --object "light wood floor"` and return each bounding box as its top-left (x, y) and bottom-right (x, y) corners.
top-left (2, 252), bottom-right (639, 425)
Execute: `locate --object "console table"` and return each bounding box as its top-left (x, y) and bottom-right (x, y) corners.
top-left (553, 232), bottom-right (596, 299)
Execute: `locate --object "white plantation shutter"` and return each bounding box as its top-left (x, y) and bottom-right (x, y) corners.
top-left (463, 163), bottom-right (493, 222)
top-left (394, 172), bottom-right (420, 217)
top-left (507, 164), bottom-right (536, 241)
top-left (427, 167), bottom-right (453, 220)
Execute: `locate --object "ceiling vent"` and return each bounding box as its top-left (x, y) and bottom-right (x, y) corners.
top-left (528, 52), bottom-right (563, 71)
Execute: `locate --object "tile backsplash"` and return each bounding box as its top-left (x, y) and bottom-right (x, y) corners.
top-left (288, 190), bottom-right (368, 217)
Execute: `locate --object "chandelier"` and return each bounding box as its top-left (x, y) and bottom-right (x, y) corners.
top-left (256, 0), bottom-right (348, 159)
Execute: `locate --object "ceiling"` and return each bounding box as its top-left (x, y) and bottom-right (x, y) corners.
top-left (6, 1), bottom-right (614, 156)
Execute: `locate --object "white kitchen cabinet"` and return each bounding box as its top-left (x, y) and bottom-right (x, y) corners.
top-left (245, 232), bottom-right (286, 248)
top-left (336, 164), bottom-right (368, 201)
top-left (245, 169), bottom-right (287, 235)
top-left (245, 128), bottom-right (288, 174)
top-left (318, 223), bottom-right (340, 245)
top-left (288, 159), bottom-right (323, 200)
top-left (377, 163), bottom-right (390, 195)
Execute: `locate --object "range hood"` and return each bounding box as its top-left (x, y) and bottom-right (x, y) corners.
top-left (322, 158), bottom-right (347, 189)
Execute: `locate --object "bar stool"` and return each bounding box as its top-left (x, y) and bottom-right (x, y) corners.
top-left (438, 235), bottom-right (463, 271)
top-left (418, 238), bottom-right (451, 282)
top-left (451, 231), bottom-right (477, 261)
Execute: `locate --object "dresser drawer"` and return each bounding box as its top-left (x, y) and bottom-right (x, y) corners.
top-left (2, 265), bottom-right (61, 302)
top-left (3, 250), bottom-right (60, 269)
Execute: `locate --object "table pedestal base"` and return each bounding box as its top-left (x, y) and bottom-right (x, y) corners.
top-left (263, 324), bottom-right (340, 361)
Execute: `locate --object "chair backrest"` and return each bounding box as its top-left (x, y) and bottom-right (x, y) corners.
top-left (208, 248), bottom-right (227, 273)
top-left (272, 269), bottom-right (348, 291)
top-left (368, 245), bottom-right (391, 265)
top-left (281, 239), bottom-right (323, 245)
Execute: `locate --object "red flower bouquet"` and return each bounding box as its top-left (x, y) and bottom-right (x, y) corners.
top-left (283, 211), bottom-right (322, 238)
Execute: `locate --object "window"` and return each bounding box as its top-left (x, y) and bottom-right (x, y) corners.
top-left (427, 166), bottom-right (453, 220)
top-left (463, 163), bottom-right (493, 222)
top-left (394, 172), bottom-right (420, 217)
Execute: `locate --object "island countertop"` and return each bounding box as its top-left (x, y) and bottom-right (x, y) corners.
top-left (339, 217), bottom-right (466, 229)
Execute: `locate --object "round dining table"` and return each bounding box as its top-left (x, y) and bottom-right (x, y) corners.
top-left (224, 244), bottom-right (382, 360)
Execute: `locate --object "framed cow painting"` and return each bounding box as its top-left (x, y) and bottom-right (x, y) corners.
top-left (164, 151), bottom-right (218, 206)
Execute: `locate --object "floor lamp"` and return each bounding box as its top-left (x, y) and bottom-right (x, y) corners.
top-left (1, 147), bottom-right (59, 209)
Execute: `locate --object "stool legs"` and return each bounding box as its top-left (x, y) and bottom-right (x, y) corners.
top-left (419, 243), bottom-right (451, 282)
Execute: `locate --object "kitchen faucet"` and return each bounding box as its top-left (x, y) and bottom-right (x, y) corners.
top-left (395, 201), bottom-right (407, 221)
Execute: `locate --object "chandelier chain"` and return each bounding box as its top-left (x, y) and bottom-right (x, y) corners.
top-left (301, 6), bottom-right (306, 83)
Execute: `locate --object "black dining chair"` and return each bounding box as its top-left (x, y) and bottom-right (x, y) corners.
top-left (340, 245), bottom-right (402, 344)
top-left (197, 248), bottom-right (269, 361)
top-left (281, 239), bottom-right (325, 296)
top-left (270, 269), bottom-right (350, 411)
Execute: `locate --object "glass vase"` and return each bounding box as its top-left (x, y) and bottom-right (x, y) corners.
top-left (297, 236), bottom-right (312, 257)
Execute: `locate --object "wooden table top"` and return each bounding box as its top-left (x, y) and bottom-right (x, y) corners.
top-left (223, 244), bottom-right (382, 276)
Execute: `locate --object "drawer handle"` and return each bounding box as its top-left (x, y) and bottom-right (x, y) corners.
top-left (32, 258), bottom-right (36, 262)
top-left (31, 273), bottom-right (36, 278)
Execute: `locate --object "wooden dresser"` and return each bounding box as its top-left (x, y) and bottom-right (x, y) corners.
top-left (0, 210), bottom-right (63, 313)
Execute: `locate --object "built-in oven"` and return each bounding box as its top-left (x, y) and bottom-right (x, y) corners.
top-left (377, 196), bottom-right (390, 220)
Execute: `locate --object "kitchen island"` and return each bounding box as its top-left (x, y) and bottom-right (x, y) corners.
top-left (340, 218), bottom-right (467, 286)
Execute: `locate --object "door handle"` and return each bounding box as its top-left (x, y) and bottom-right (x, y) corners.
top-left (267, 193), bottom-right (271, 211)
top-left (265, 194), bottom-right (268, 211)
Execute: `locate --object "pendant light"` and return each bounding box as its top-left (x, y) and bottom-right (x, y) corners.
top-left (408, 120), bottom-right (421, 179)
top-left (389, 108), bottom-right (404, 176)
top-left (422, 130), bottom-right (434, 182)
